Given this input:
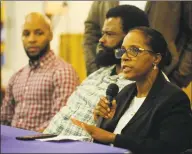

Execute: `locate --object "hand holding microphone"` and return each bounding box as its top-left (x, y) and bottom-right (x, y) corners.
top-left (94, 84), bottom-right (119, 127)
top-left (71, 83), bottom-right (119, 142)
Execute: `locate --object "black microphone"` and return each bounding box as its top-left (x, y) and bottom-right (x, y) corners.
top-left (106, 83), bottom-right (119, 108)
top-left (96, 83), bottom-right (119, 127)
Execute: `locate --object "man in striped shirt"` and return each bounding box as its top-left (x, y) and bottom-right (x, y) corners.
top-left (0, 12), bottom-right (80, 132)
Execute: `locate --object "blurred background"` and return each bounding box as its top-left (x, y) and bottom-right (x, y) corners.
top-left (1, 1), bottom-right (191, 102)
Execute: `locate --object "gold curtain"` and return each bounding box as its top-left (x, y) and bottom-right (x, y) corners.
top-left (183, 82), bottom-right (192, 105)
top-left (59, 34), bottom-right (87, 82)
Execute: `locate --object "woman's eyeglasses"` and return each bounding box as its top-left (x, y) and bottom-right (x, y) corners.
top-left (115, 46), bottom-right (156, 59)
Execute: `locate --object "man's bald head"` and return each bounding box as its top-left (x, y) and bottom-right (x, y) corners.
top-left (22, 12), bottom-right (53, 61)
top-left (24, 12), bottom-right (52, 32)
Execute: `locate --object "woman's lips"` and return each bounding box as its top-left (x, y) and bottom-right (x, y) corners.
top-left (122, 65), bottom-right (132, 72)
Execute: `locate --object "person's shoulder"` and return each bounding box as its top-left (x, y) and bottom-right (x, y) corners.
top-left (160, 81), bottom-right (190, 105)
top-left (7, 66), bottom-right (27, 85)
top-left (49, 59), bottom-right (79, 82)
top-left (12, 66), bottom-right (27, 77)
top-left (53, 58), bottom-right (77, 72)
top-left (91, 1), bottom-right (108, 6)
top-left (53, 57), bottom-right (69, 66)
top-left (89, 66), bottom-right (114, 77)
top-left (91, 1), bottom-right (118, 10)
top-left (165, 81), bottom-right (188, 97)
top-left (80, 66), bottom-right (115, 84)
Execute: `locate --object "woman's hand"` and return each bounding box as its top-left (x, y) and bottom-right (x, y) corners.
top-left (71, 118), bottom-right (116, 143)
top-left (93, 96), bottom-right (117, 121)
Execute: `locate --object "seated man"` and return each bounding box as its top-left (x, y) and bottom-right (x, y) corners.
top-left (0, 12), bottom-right (80, 132)
top-left (44, 5), bottom-right (149, 140)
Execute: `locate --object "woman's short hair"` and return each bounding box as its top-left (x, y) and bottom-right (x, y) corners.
top-left (129, 26), bottom-right (172, 69)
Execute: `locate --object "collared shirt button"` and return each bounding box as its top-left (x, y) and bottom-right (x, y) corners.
top-left (40, 62), bottom-right (44, 67)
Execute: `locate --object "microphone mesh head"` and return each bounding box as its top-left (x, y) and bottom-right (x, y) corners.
top-left (106, 83), bottom-right (119, 97)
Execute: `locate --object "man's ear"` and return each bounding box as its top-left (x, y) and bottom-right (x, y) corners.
top-left (49, 31), bottom-right (53, 41)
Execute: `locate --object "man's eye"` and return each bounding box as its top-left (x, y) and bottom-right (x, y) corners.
top-left (22, 31), bottom-right (30, 36)
top-left (106, 33), bottom-right (113, 36)
top-left (23, 32), bottom-right (29, 36)
top-left (106, 32), bottom-right (116, 36)
top-left (36, 31), bottom-right (43, 35)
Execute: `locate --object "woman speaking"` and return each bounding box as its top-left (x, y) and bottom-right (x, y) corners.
top-left (72, 27), bottom-right (192, 154)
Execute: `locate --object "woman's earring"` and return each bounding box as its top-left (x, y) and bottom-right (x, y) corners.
top-left (153, 63), bottom-right (157, 70)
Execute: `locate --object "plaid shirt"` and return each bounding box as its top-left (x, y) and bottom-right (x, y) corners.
top-left (44, 66), bottom-right (134, 140)
top-left (1, 50), bottom-right (79, 131)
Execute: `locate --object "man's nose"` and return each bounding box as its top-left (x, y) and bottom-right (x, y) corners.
top-left (28, 34), bottom-right (37, 43)
top-left (99, 35), bottom-right (106, 44)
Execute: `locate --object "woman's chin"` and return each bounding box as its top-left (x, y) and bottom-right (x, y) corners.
top-left (123, 74), bottom-right (135, 81)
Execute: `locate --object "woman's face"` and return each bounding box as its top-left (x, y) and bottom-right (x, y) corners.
top-left (121, 30), bottom-right (157, 81)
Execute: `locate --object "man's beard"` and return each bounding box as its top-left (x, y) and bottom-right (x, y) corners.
top-left (25, 43), bottom-right (49, 61)
top-left (95, 40), bottom-right (123, 67)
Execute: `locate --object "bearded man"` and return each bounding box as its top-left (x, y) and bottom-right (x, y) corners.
top-left (43, 5), bottom-right (149, 140)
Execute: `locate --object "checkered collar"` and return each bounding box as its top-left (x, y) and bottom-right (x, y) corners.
top-left (29, 50), bottom-right (56, 69)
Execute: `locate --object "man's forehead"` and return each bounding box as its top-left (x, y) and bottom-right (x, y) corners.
top-left (22, 22), bottom-right (50, 33)
top-left (22, 26), bottom-right (45, 32)
top-left (102, 17), bottom-right (122, 32)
